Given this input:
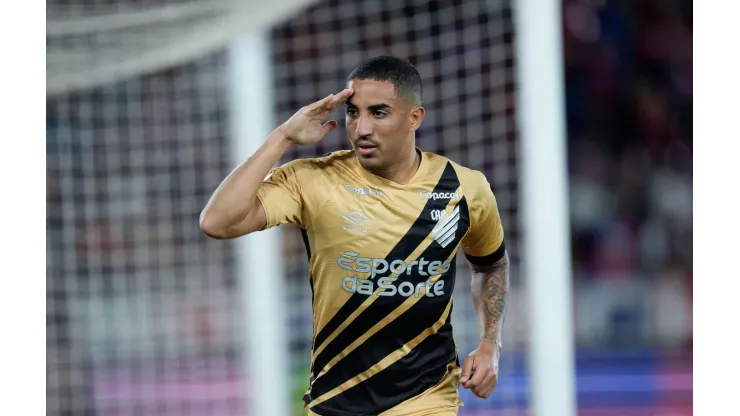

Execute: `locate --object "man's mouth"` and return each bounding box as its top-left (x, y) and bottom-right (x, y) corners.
top-left (357, 143), bottom-right (377, 155)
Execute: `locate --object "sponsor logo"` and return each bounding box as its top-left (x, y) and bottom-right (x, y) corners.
top-left (342, 211), bottom-right (371, 233)
top-left (345, 184), bottom-right (384, 197)
top-left (419, 190), bottom-right (460, 200)
top-left (337, 251), bottom-right (452, 278)
top-left (341, 275), bottom-right (446, 298)
top-left (337, 251), bottom-right (451, 297)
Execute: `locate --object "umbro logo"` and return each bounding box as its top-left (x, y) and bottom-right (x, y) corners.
top-left (342, 211), bottom-right (371, 233)
top-left (342, 212), bottom-right (371, 224)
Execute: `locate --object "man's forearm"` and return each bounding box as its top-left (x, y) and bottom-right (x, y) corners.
top-left (471, 252), bottom-right (510, 349)
top-left (200, 128), bottom-right (292, 232)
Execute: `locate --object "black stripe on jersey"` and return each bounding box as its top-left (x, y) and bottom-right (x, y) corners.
top-left (311, 294), bottom-right (459, 416)
top-left (308, 197), bottom-right (470, 414)
top-left (301, 227), bottom-right (318, 380)
top-left (312, 162), bottom-right (459, 351)
top-left (300, 228), bottom-right (312, 260)
top-left (465, 240), bottom-right (506, 266)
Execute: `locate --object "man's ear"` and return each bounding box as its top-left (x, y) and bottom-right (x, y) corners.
top-left (409, 106), bottom-right (425, 132)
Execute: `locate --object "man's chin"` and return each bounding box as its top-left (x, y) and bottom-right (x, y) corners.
top-left (355, 151), bottom-right (382, 169)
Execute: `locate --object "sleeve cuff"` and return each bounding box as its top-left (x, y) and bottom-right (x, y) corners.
top-left (465, 240), bottom-right (506, 266)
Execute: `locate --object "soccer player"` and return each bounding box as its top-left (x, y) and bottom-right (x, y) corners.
top-left (200, 56), bottom-right (510, 416)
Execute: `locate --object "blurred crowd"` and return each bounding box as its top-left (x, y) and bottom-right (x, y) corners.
top-left (563, 0), bottom-right (692, 349)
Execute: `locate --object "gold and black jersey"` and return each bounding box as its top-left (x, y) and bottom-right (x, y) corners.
top-left (256, 149), bottom-right (505, 416)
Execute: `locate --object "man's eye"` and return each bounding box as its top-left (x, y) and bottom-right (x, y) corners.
top-left (347, 109), bottom-right (358, 116)
top-left (373, 111), bottom-right (386, 118)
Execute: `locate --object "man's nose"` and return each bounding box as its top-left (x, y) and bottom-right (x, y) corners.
top-left (355, 115), bottom-right (373, 138)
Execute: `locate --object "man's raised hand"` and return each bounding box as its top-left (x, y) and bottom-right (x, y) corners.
top-left (278, 88), bottom-right (353, 146)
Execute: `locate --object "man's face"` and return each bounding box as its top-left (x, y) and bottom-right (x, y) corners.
top-left (345, 79), bottom-right (423, 171)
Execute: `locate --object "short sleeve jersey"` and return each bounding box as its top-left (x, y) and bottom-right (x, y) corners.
top-left (256, 149), bottom-right (505, 416)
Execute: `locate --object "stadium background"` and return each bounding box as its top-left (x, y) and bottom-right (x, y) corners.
top-left (46, 0), bottom-right (692, 415)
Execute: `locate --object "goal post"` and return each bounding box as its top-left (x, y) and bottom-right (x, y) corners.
top-left (228, 31), bottom-right (290, 416)
top-left (514, 0), bottom-right (577, 415)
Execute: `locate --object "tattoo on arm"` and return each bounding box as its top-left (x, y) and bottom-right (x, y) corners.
top-left (471, 252), bottom-right (510, 348)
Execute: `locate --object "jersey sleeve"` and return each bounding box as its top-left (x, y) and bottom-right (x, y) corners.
top-left (256, 160), bottom-right (312, 229)
top-left (462, 171), bottom-right (506, 265)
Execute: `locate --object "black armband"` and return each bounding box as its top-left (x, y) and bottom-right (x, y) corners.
top-left (465, 240), bottom-right (506, 266)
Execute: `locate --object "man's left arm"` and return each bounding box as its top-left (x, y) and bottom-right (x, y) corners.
top-left (473, 251), bottom-right (510, 351)
top-left (459, 174), bottom-right (509, 399)
top-left (460, 251), bottom-right (509, 399)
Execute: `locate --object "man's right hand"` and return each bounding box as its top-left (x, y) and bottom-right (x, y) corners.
top-left (200, 88), bottom-right (353, 239)
top-left (278, 88), bottom-right (353, 146)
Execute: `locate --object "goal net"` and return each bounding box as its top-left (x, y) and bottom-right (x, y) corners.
top-left (46, 0), bottom-right (526, 415)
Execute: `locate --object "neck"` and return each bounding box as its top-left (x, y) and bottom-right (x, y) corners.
top-left (368, 146), bottom-right (421, 185)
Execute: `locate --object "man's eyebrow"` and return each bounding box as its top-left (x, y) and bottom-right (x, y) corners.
top-left (345, 100), bottom-right (391, 111)
top-left (368, 103), bottom-right (391, 111)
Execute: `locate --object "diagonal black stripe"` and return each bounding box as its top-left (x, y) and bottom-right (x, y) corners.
top-left (301, 227), bottom-right (318, 377)
top-left (310, 293), bottom-right (459, 415)
top-left (300, 228), bottom-right (312, 260)
top-left (308, 197), bottom-right (470, 405)
top-left (312, 162), bottom-right (459, 351)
